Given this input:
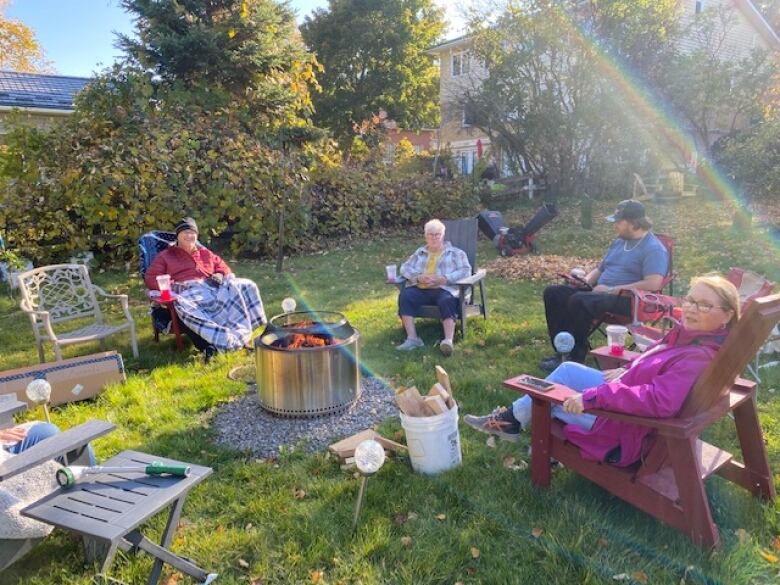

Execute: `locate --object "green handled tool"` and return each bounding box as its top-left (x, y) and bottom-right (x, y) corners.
top-left (56, 462), bottom-right (191, 488)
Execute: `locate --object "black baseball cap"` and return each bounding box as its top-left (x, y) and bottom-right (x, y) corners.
top-left (606, 200), bottom-right (646, 223)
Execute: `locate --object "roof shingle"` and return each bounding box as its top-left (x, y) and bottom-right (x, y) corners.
top-left (0, 70), bottom-right (90, 111)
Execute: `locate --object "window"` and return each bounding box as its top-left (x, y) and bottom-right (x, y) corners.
top-left (462, 106), bottom-right (476, 128)
top-left (695, 0), bottom-right (704, 14)
top-left (451, 51), bottom-right (470, 77)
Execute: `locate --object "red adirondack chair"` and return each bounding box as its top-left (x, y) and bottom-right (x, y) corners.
top-left (505, 293), bottom-right (780, 548)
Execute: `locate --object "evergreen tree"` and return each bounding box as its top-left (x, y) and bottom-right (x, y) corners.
top-left (300, 0), bottom-right (444, 148)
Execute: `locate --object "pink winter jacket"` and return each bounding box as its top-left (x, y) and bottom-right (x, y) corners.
top-left (564, 325), bottom-right (729, 467)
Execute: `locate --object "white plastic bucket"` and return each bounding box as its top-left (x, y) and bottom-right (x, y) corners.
top-left (400, 403), bottom-right (462, 474)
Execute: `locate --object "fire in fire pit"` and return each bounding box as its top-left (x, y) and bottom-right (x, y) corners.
top-left (255, 311), bottom-right (361, 417)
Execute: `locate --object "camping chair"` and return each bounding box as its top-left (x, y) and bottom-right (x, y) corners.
top-left (394, 218), bottom-right (487, 337)
top-left (505, 293), bottom-right (780, 548)
top-left (138, 231), bottom-right (185, 352)
top-left (18, 264), bottom-right (139, 363)
top-left (587, 234), bottom-right (676, 346)
top-left (725, 267), bottom-right (775, 381)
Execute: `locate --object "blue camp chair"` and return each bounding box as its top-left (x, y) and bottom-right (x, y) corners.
top-left (138, 231), bottom-right (185, 350)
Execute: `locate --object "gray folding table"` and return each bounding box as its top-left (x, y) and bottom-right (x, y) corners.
top-left (22, 449), bottom-right (215, 584)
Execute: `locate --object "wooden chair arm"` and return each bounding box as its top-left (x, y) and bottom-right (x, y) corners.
top-left (455, 269), bottom-right (486, 286)
top-left (0, 420), bottom-right (115, 481)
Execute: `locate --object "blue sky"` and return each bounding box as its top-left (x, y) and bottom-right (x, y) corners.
top-left (5, 0), bottom-right (464, 78)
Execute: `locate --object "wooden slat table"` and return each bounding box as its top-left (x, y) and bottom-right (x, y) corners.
top-left (22, 450), bottom-right (214, 584)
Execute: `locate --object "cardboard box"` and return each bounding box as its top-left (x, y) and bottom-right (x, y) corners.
top-left (0, 352), bottom-right (126, 407)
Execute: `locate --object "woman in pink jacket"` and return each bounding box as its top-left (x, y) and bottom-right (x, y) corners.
top-left (465, 274), bottom-right (740, 466)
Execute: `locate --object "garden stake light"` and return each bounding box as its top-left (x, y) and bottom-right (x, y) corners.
top-left (553, 331), bottom-right (575, 363)
top-left (352, 439), bottom-right (386, 532)
top-left (25, 378), bottom-right (52, 424)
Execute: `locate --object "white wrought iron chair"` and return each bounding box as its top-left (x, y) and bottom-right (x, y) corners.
top-left (18, 264), bottom-right (138, 362)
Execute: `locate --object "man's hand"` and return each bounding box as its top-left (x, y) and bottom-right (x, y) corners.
top-left (592, 284), bottom-right (613, 294)
top-left (562, 394), bottom-right (585, 415)
top-left (0, 426), bottom-right (28, 443)
top-left (208, 272), bottom-right (224, 287)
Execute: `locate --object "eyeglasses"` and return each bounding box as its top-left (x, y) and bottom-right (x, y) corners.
top-left (681, 297), bottom-right (729, 314)
top-left (425, 232), bottom-right (444, 237)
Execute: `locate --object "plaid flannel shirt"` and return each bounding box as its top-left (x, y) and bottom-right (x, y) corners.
top-left (400, 242), bottom-right (472, 297)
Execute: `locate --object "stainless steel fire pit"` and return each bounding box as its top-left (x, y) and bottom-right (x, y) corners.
top-left (254, 311), bottom-right (361, 417)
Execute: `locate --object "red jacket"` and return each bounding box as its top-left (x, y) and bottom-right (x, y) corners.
top-left (564, 325), bottom-right (728, 466)
top-left (144, 245), bottom-right (232, 290)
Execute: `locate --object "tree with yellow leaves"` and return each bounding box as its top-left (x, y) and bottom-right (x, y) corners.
top-left (0, 0), bottom-right (49, 72)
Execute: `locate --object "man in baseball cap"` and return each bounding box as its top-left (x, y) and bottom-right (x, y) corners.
top-left (538, 198), bottom-right (668, 371)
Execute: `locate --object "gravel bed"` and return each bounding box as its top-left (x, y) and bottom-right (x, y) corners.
top-left (212, 376), bottom-right (399, 459)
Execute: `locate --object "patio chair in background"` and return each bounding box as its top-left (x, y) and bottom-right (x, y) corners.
top-left (17, 264), bottom-right (138, 362)
top-left (138, 231), bottom-right (185, 352)
top-left (508, 293), bottom-right (780, 548)
top-left (395, 218), bottom-right (487, 337)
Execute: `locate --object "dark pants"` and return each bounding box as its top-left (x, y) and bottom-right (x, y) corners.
top-left (398, 287), bottom-right (460, 320)
top-left (152, 307), bottom-right (212, 351)
top-left (543, 285), bottom-right (632, 362)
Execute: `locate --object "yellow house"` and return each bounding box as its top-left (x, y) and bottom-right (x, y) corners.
top-left (0, 71), bottom-right (90, 141)
top-left (427, 1), bottom-right (779, 176)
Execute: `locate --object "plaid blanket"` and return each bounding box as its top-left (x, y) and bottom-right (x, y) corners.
top-left (173, 277), bottom-right (266, 351)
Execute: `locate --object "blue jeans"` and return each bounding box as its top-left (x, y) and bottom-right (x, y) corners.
top-left (398, 286), bottom-right (460, 320)
top-left (5, 422), bottom-right (96, 466)
top-left (511, 362), bottom-right (603, 431)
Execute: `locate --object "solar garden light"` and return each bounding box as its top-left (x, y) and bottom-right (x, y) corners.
top-left (553, 331), bottom-right (575, 364)
top-left (25, 378), bottom-right (52, 424)
top-left (352, 439), bottom-right (386, 531)
top-left (282, 297), bottom-right (297, 326)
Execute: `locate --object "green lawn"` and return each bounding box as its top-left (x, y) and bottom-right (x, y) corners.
top-left (2, 198), bottom-right (779, 584)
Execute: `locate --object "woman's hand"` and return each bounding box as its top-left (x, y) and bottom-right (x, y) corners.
top-left (562, 394), bottom-right (585, 415)
top-left (603, 368), bottom-right (625, 382)
top-left (0, 426), bottom-right (27, 443)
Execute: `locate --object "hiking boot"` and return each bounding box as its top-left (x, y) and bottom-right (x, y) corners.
top-left (539, 355), bottom-right (562, 373)
top-left (439, 339), bottom-right (454, 357)
top-left (463, 407), bottom-right (521, 442)
top-left (396, 337), bottom-right (424, 351)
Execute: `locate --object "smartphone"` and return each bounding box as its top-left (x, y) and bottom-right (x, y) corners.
top-left (519, 375), bottom-right (555, 392)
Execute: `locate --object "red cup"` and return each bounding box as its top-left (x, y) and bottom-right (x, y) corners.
top-left (609, 344), bottom-right (625, 356)
top-left (160, 289), bottom-right (172, 301)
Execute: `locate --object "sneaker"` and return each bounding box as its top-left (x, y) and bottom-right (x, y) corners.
top-left (463, 407), bottom-right (521, 443)
top-left (539, 355), bottom-right (562, 373)
top-left (396, 338), bottom-right (424, 351)
top-left (439, 339), bottom-right (454, 357)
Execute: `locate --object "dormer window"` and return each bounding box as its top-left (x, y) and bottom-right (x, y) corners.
top-left (452, 51), bottom-right (470, 77)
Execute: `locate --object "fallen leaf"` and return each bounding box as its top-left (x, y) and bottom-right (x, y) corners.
top-left (465, 567), bottom-right (477, 576)
top-left (294, 488), bottom-right (306, 500)
top-left (773, 535), bottom-right (780, 551)
top-left (759, 550), bottom-right (778, 563)
top-left (407, 511), bottom-right (419, 521)
top-left (486, 436), bottom-right (496, 449)
top-left (531, 527), bottom-right (544, 538)
top-left (735, 528), bottom-right (750, 544)
top-left (631, 571), bottom-right (648, 584)
top-left (250, 578), bottom-right (264, 585)
top-left (400, 536), bottom-right (413, 547)
top-left (162, 575), bottom-right (181, 585)
top-left (237, 559), bottom-right (250, 569)
top-left (435, 513), bottom-right (447, 521)
top-left (470, 546), bottom-right (481, 559)
top-left (597, 537), bottom-right (609, 548)
top-left (393, 512), bottom-right (408, 526)
top-left (310, 569), bottom-right (324, 582)
top-left (502, 456), bottom-right (528, 471)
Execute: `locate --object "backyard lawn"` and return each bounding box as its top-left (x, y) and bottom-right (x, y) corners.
top-left (1, 198), bottom-right (779, 584)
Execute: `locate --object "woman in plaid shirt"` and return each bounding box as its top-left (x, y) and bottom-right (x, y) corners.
top-left (396, 219), bottom-right (471, 356)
